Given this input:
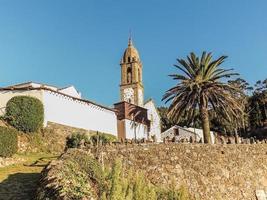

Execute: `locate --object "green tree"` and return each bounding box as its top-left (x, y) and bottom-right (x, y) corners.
top-left (162, 52), bottom-right (243, 143)
top-left (248, 79), bottom-right (267, 129)
top-left (228, 78), bottom-right (252, 139)
top-left (5, 96), bottom-right (44, 132)
top-left (158, 106), bottom-right (201, 132)
top-left (157, 106), bottom-right (176, 132)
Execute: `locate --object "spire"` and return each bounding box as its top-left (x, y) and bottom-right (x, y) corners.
top-left (128, 30), bottom-right (133, 46)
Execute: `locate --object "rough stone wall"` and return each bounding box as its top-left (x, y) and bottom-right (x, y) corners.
top-left (99, 144), bottom-right (267, 200)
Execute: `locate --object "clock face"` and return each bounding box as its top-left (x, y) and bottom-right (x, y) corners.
top-left (123, 88), bottom-right (134, 103)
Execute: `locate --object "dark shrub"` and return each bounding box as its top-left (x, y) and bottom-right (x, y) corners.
top-left (66, 133), bottom-right (90, 148)
top-left (5, 96), bottom-right (44, 132)
top-left (0, 127), bottom-right (18, 157)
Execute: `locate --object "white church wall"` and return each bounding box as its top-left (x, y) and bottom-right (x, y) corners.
top-left (124, 119), bottom-right (148, 140)
top-left (0, 90), bottom-right (43, 116)
top-left (144, 100), bottom-right (161, 142)
top-left (58, 86), bottom-right (81, 98)
top-left (43, 90), bottom-right (117, 136)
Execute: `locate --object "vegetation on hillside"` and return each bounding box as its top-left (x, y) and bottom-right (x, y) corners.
top-left (5, 96), bottom-right (44, 133)
top-left (0, 127), bottom-right (18, 157)
top-left (37, 149), bottom-right (190, 200)
top-left (66, 132), bottom-right (117, 148)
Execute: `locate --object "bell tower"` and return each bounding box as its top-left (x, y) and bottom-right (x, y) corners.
top-left (120, 37), bottom-right (144, 106)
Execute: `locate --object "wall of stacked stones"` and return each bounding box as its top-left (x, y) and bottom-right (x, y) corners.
top-left (99, 144), bottom-right (267, 200)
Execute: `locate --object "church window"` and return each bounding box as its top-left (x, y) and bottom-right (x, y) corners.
top-left (128, 57), bottom-right (131, 63)
top-left (127, 67), bottom-right (132, 83)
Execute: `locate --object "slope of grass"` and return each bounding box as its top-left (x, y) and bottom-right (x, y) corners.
top-left (0, 153), bottom-right (58, 200)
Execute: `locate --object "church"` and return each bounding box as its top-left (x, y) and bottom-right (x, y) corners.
top-left (0, 38), bottom-right (161, 142)
top-left (114, 37), bottom-right (161, 142)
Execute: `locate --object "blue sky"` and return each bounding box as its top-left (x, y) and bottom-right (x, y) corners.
top-left (0, 0), bottom-right (266, 107)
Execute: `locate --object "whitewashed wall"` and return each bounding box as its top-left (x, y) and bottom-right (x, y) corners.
top-left (187, 127), bottom-right (215, 144)
top-left (144, 100), bottom-right (161, 142)
top-left (161, 126), bottom-right (201, 142)
top-left (162, 126), bottom-right (215, 144)
top-left (0, 89), bottom-right (118, 136)
top-left (43, 90), bottom-right (117, 136)
top-left (124, 119), bottom-right (148, 140)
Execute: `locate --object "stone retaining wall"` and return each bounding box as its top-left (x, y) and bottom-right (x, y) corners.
top-left (98, 144), bottom-right (267, 200)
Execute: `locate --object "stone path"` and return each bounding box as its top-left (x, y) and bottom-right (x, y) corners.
top-left (0, 154), bottom-right (57, 200)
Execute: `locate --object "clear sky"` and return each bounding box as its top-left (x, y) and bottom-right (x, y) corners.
top-left (0, 0), bottom-right (266, 107)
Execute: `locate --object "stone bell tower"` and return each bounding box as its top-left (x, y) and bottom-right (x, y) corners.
top-left (120, 37), bottom-right (144, 106)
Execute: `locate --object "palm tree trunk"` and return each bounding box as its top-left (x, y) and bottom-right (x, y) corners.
top-left (200, 98), bottom-right (211, 144)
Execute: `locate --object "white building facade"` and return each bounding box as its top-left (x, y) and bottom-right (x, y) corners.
top-left (0, 82), bottom-right (118, 136)
top-left (144, 99), bottom-right (161, 142)
top-left (161, 125), bottom-right (215, 144)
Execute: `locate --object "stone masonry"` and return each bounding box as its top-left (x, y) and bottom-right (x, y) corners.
top-left (98, 144), bottom-right (267, 200)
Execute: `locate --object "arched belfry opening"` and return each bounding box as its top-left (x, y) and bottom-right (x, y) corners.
top-left (127, 67), bottom-right (132, 83)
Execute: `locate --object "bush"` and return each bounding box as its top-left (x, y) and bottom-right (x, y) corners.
top-left (66, 133), bottom-right (90, 148)
top-left (37, 149), bottom-right (102, 200)
top-left (105, 160), bottom-right (157, 200)
top-left (66, 132), bottom-right (117, 149)
top-left (5, 96), bottom-right (44, 132)
top-left (0, 127), bottom-right (18, 157)
top-left (90, 132), bottom-right (117, 145)
top-left (103, 160), bottom-right (190, 200)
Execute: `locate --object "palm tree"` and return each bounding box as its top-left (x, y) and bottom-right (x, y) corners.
top-left (162, 52), bottom-right (243, 143)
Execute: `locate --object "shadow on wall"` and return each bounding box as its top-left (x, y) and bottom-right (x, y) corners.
top-left (0, 173), bottom-right (40, 200)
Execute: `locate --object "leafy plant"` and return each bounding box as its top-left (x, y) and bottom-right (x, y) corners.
top-left (5, 96), bottom-right (44, 133)
top-left (90, 132), bottom-right (117, 145)
top-left (66, 133), bottom-right (90, 148)
top-left (104, 160), bottom-right (188, 200)
top-left (104, 160), bottom-right (157, 200)
top-left (0, 127), bottom-right (18, 157)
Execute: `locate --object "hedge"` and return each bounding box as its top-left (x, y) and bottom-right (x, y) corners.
top-left (5, 96), bottom-right (44, 132)
top-left (0, 127), bottom-right (18, 157)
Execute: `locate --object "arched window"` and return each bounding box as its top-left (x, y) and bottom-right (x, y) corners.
top-left (128, 57), bottom-right (131, 63)
top-left (127, 67), bottom-right (132, 83)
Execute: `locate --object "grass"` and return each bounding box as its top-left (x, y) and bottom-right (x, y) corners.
top-left (0, 153), bottom-right (58, 200)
